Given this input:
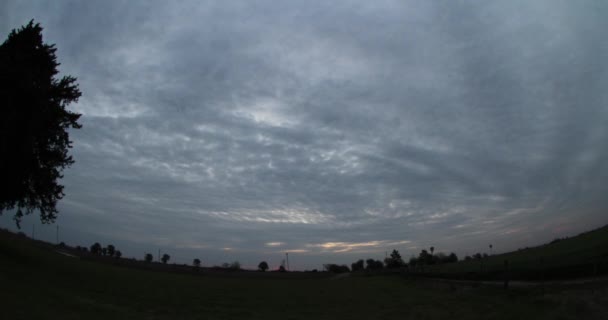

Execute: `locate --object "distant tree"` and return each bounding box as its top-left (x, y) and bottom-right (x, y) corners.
top-left (278, 265), bottom-right (286, 272)
top-left (385, 249), bottom-right (405, 269)
top-left (473, 253), bottom-right (482, 260)
top-left (351, 259), bottom-right (365, 272)
top-left (434, 252), bottom-right (447, 264)
top-left (0, 20), bottom-right (82, 227)
top-left (230, 261), bottom-right (241, 270)
top-left (447, 252), bottom-right (458, 263)
top-left (161, 253), bottom-right (170, 264)
top-left (418, 250), bottom-right (432, 265)
top-left (324, 264), bottom-right (350, 273)
top-left (430, 246), bottom-right (435, 256)
top-left (258, 261), bottom-right (269, 272)
top-left (365, 258), bottom-right (384, 270)
top-left (90, 242), bottom-right (102, 255)
top-left (101, 247), bottom-right (108, 256)
top-left (114, 250), bottom-right (122, 259)
top-left (106, 244), bottom-right (115, 257)
top-left (144, 253), bottom-right (153, 263)
top-left (221, 262), bottom-right (231, 269)
top-left (409, 256), bottom-right (418, 267)
top-left (193, 258), bottom-right (201, 267)
top-left (464, 255), bottom-right (472, 261)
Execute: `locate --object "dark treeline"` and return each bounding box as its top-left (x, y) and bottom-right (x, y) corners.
top-left (324, 248), bottom-right (460, 274)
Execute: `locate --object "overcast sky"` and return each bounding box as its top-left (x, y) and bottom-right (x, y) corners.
top-left (2, 1), bottom-right (608, 270)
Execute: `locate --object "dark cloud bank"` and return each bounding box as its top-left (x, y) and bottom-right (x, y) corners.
top-left (2, 1), bottom-right (608, 269)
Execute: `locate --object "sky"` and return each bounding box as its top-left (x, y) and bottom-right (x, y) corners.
top-left (1, 0), bottom-right (608, 270)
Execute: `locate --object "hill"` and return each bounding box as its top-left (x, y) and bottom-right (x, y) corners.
top-left (423, 225), bottom-right (608, 280)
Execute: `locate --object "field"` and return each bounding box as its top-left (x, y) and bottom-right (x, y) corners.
top-left (425, 225), bottom-right (608, 280)
top-left (1, 230), bottom-right (608, 319)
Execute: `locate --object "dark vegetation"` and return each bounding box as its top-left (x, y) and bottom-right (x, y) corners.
top-left (2, 228), bottom-right (608, 320)
top-left (424, 226), bottom-right (608, 281)
top-left (0, 21), bottom-right (81, 226)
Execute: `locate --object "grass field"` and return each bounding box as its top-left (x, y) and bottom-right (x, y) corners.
top-left (2, 230), bottom-right (608, 319)
top-left (425, 225), bottom-right (608, 280)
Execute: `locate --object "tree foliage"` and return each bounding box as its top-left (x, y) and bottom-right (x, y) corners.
top-left (90, 242), bottom-right (102, 255)
top-left (0, 20), bottom-right (82, 227)
top-left (161, 253), bottom-right (170, 264)
top-left (144, 253), bottom-right (153, 263)
top-left (323, 264), bottom-right (350, 273)
top-left (258, 261), bottom-right (269, 272)
top-left (351, 259), bottom-right (365, 272)
top-left (106, 245), bottom-right (115, 257)
top-left (365, 259), bottom-right (384, 270)
top-left (193, 258), bottom-right (201, 267)
top-left (384, 249), bottom-right (405, 268)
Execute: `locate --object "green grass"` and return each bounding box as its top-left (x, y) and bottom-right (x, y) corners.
top-left (1, 231), bottom-right (608, 319)
top-left (426, 225), bottom-right (608, 280)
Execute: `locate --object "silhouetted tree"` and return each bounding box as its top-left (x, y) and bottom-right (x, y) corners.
top-left (106, 244), bottom-right (115, 257)
top-left (418, 249), bottom-right (432, 265)
top-left (90, 242), bottom-right (102, 255)
top-left (430, 246), bottom-right (435, 256)
top-left (144, 253), bottom-right (153, 263)
top-left (0, 20), bottom-right (82, 227)
top-left (258, 261), bottom-right (269, 272)
top-left (101, 247), bottom-right (108, 256)
top-left (161, 253), bottom-right (170, 264)
top-left (324, 264), bottom-right (350, 273)
top-left (385, 249), bottom-right (405, 268)
top-left (114, 250), bottom-right (122, 259)
top-left (434, 252), bottom-right (447, 264)
top-left (447, 252), bottom-right (458, 263)
top-left (365, 259), bottom-right (384, 270)
top-left (278, 265), bottom-right (286, 272)
top-left (464, 255), bottom-right (472, 261)
top-left (193, 258), bottom-right (201, 267)
top-left (229, 261), bottom-right (240, 270)
top-left (351, 259), bottom-right (365, 272)
top-left (409, 256), bottom-right (418, 267)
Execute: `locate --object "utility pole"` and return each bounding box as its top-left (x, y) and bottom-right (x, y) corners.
top-left (286, 252), bottom-right (290, 271)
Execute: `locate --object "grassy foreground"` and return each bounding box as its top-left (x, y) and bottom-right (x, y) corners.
top-left (1, 231), bottom-right (607, 319)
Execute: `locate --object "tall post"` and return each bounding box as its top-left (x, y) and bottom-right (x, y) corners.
top-left (286, 252), bottom-right (290, 271)
top-left (503, 259), bottom-right (509, 290)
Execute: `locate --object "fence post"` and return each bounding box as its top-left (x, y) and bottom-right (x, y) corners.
top-left (503, 259), bottom-right (509, 290)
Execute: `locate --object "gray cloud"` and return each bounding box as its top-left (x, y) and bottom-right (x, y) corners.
top-left (2, 0), bottom-right (608, 269)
